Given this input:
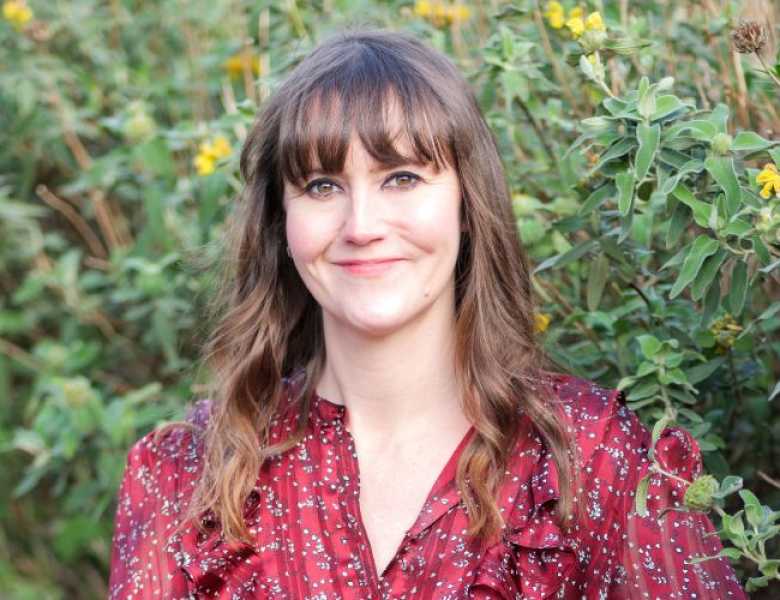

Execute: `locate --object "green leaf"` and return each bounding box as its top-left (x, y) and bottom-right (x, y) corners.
top-left (637, 335), bottom-right (662, 359)
top-left (587, 253), bottom-right (610, 311)
top-left (721, 218), bottom-right (752, 238)
top-left (590, 138), bottom-right (637, 174)
top-left (651, 415), bottom-right (673, 452)
top-left (635, 122), bottom-right (660, 181)
top-left (578, 184), bottom-right (615, 216)
top-left (726, 261), bottom-right (748, 316)
top-left (758, 256), bottom-right (780, 273)
top-left (770, 380), bottom-right (780, 402)
top-left (713, 475), bottom-right (743, 499)
top-left (665, 119), bottom-right (717, 141)
top-left (704, 156), bottom-right (740, 219)
top-left (691, 249), bottom-right (727, 301)
top-left (650, 95), bottom-right (688, 122)
top-left (532, 239), bottom-right (599, 274)
top-left (685, 357), bottom-right (726, 385)
top-left (722, 510), bottom-right (746, 541)
top-left (672, 183), bottom-right (710, 228)
top-left (616, 170), bottom-right (635, 216)
top-left (752, 236), bottom-right (772, 266)
top-left (666, 202), bottom-right (690, 249)
top-left (739, 489), bottom-right (764, 528)
top-left (627, 381), bottom-right (660, 401)
top-left (719, 548), bottom-right (744, 561)
top-left (732, 131), bottom-right (776, 153)
top-left (700, 272), bottom-right (721, 328)
top-left (759, 560), bottom-right (780, 578)
top-left (670, 235), bottom-right (720, 299)
top-left (637, 77), bottom-right (656, 119)
top-left (705, 103), bottom-right (730, 134)
top-left (660, 159), bottom-right (705, 195)
top-left (747, 575), bottom-right (770, 591)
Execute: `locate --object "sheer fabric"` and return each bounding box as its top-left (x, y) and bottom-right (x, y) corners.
top-left (108, 372), bottom-right (746, 598)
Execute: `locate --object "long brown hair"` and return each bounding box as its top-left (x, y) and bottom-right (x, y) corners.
top-left (171, 27), bottom-right (579, 547)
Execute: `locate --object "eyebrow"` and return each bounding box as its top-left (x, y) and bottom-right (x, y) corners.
top-left (307, 160), bottom-right (429, 177)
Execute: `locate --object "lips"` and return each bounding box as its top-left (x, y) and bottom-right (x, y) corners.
top-left (334, 258), bottom-right (404, 266)
top-left (335, 258), bottom-right (405, 276)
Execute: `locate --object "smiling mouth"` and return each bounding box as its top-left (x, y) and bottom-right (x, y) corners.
top-left (336, 259), bottom-right (405, 276)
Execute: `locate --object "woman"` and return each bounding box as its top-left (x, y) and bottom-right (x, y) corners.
top-left (108, 28), bottom-right (746, 599)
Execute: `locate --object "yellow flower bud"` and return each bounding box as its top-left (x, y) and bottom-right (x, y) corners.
top-left (210, 136), bottom-right (232, 160)
top-left (566, 16), bottom-right (585, 38)
top-left (534, 313), bottom-right (551, 333)
top-left (2, 0), bottom-right (33, 29)
top-left (449, 4), bottom-right (471, 22)
top-left (194, 154), bottom-right (216, 176)
top-left (223, 53), bottom-right (262, 79)
top-left (414, 0), bottom-right (432, 17)
top-left (544, 2), bottom-right (565, 29)
top-left (585, 11), bottom-right (605, 31)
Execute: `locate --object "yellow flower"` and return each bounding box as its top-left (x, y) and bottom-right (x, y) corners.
top-left (565, 15), bottom-right (585, 38)
top-left (534, 313), bottom-right (551, 333)
top-left (413, 0), bottom-right (432, 17)
top-left (756, 162), bottom-right (780, 199)
top-left (194, 135), bottom-right (232, 176)
top-left (209, 135), bottom-right (232, 159)
top-left (568, 6), bottom-right (583, 20)
top-left (414, 1), bottom-right (471, 27)
top-left (447, 4), bottom-right (471, 22)
top-left (587, 52), bottom-right (597, 66)
top-left (585, 11), bottom-right (605, 31)
top-left (194, 154), bottom-right (215, 176)
top-left (3, 0), bottom-right (33, 29)
top-left (223, 52), bottom-right (262, 79)
top-left (544, 1), bottom-right (565, 29)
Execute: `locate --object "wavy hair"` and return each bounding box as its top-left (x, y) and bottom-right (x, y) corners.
top-left (170, 27), bottom-right (580, 547)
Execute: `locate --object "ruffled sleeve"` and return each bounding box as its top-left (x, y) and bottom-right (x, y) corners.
top-left (598, 389), bottom-right (747, 599)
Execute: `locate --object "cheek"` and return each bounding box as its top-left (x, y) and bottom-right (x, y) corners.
top-left (404, 188), bottom-right (462, 253)
top-left (285, 207), bottom-right (336, 260)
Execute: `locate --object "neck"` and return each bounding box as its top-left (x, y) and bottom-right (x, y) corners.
top-left (315, 290), bottom-right (466, 439)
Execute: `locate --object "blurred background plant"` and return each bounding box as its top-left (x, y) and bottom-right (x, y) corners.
top-left (1, 0), bottom-right (778, 597)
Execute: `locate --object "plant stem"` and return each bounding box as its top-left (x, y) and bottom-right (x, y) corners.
top-left (650, 463), bottom-right (691, 486)
top-left (755, 52), bottom-right (780, 89)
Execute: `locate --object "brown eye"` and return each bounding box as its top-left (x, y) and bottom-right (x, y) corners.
top-left (304, 178), bottom-right (340, 197)
top-left (386, 171), bottom-right (421, 189)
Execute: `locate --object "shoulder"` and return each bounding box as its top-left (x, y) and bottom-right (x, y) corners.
top-left (539, 371), bottom-right (640, 464)
top-left (121, 399), bottom-right (211, 491)
top-left (124, 377), bottom-right (303, 475)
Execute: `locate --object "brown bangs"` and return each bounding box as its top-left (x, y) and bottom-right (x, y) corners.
top-left (277, 42), bottom-right (457, 189)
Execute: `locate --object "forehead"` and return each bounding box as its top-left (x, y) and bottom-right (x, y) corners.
top-left (278, 85), bottom-right (453, 186)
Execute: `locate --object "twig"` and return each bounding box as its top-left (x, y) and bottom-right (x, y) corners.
top-left (730, 48), bottom-right (751, 129)
top-left (515, 96), bottom-right (558, 167)
top-left (757, 470), bottom-right (780, 490)
top-left (531, 3), bottom-right (581, 117)
top-left (0, 337), bottom-right (42, 371)
top-left (47, 90), bottom-right (132, 249)
top-left (36, 185), bottom-right (107, 258)
top-left (755, 51), bottom-right (780, 88)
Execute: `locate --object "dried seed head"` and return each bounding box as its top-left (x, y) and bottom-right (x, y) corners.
top-left (731, 20), bottom-right (768, 54)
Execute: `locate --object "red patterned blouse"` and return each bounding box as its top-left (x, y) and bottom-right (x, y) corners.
top-left (108, 372), bottom-right (747, 599)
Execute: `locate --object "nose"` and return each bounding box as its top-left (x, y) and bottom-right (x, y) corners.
top-left (340, 184), bottom-right (387, 245)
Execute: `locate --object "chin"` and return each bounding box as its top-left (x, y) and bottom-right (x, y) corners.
top-left (338, 305), bottom-right (422, 337)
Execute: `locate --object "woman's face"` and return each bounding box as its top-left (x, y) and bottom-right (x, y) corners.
top-left (283, 129), bottom-right (463, 338)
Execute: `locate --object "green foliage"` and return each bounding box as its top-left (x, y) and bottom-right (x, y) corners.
top-left (1, 0), bottom-right (779, 597)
